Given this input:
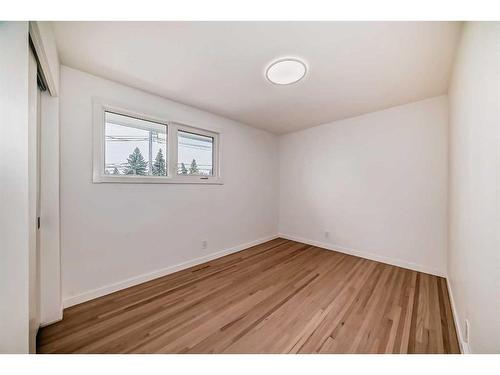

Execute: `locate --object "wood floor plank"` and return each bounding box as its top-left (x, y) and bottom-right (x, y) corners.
top-left (37, 239), bottom-right (460, 354)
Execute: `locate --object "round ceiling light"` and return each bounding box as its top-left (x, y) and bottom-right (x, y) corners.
top-left (265, 58), bottom-right (307, 85)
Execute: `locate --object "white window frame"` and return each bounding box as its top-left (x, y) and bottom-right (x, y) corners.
top-left (173, 123), bottom-right (220, 181)
top-left (93, 99), bottom-right (222, 184)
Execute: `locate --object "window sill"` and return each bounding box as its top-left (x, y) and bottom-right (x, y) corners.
top-left (93, 175), bottom-right (224, 185)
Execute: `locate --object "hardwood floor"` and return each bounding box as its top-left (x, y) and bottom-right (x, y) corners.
top-left (37, 238), bottom-right (460, 354)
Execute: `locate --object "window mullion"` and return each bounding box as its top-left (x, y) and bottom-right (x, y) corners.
top-left (168, 122), bottom-right (178, 178)
top-left (148, 130), bottom-right (153, 175)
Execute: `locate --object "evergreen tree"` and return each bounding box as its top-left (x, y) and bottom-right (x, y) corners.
top-left (112, 167), bottom-right (120, 175)
top-left (123, 147), bottom-right (148, 175)
top-left (180, 162), bottom-right (188, 175)
top-left (189, 158), bottom-right (199, 174)
top-left (152, 148), bottom-right (166, 176)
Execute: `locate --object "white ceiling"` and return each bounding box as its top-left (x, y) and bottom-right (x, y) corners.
top-left (52, 22), bottom-right (462, 134)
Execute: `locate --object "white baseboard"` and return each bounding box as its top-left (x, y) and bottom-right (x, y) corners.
top-left (446, 278), bottom-right (470, 354)
top-left (63, 234), bottom-right (279, 308)
top-left (40, 310), bottom-right (63, 327)
top-left (278, 233), bottom-right (446, 277)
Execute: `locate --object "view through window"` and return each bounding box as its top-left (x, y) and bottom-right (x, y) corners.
top-left (177, 130), bottom-right (214, 176)
top-left (104, 112), bottom-right (167, 176)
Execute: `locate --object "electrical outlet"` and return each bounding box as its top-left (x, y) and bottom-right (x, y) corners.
top-left (465, 319), bottom-right (470, 343)
top-left (324, 231), bottom-right (330, 239)
top-left (202, 240), bottom-right (207, 250)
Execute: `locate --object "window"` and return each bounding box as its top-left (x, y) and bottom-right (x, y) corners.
top-left (177, 129), bottom-right (214, 176)
top-left (105, 112), bottom-right (167, 176)
top-left (93, 100), bottom-right (221, 184)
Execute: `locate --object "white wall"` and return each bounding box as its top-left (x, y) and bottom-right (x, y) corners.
top-left (279, 96), bottom-right (448, 276)
top-left (59, 66), bottom-right (279, 306)
top-left (447, 22), bottom-right (500, 354)
top-left (0, 21), bottom-right (30, 353)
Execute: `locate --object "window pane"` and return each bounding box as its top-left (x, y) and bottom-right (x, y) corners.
top-left (177, 130), bottom-right (214, 175)
top-left (105, 112), bottom-right (167, 176)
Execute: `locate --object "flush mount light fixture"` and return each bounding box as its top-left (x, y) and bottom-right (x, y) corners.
top-left (265, 58), bottom-right (307, 85)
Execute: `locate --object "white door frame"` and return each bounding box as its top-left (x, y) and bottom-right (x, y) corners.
top-left (28, 21), bottom-right (63, 333)
top-left (28, 47), bottom-right (40, 353)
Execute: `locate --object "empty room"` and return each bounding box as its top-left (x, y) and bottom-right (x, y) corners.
top-left (1, 3), bottom-right (499, 369)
